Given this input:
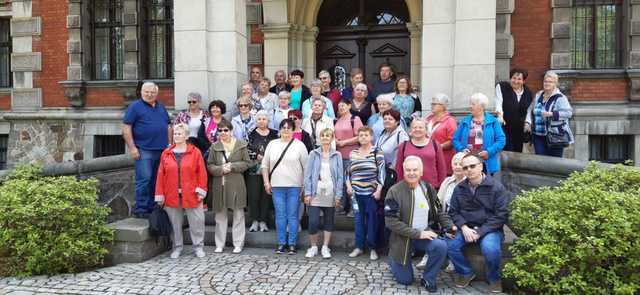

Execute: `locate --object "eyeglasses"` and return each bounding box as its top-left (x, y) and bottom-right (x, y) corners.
top-left (461, 163), bottom-right (480, 171)
top-left (238, 104), bottom-right (250, 108)
top-left (218, 129), bottom-right (230, 133)
top-left (187, 101), bottom-right (198, 104)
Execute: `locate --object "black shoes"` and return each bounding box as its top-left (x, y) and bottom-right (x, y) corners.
top-left (275, 245), bottom-right (286, 254)
top-left (421, 278), bottom-right (437, 293)
top-left (287, 245), bottom-right (297, 255)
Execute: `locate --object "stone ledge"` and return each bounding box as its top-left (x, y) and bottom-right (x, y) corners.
top-left (11, 88), bottom-right (42, 110)
top-left (108, 218), bottom-right (152, 242)
top-left (104, 218), bottom-right (169, 266)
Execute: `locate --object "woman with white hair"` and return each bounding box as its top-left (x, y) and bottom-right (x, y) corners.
top-left (253, 77), bottom-right (278, 114)
top-left (351, 83), bottom-right (374, 124)
top-left (247, 110), bottom-right (279, 232)
top-left (231, 96), bottom-right (256, 142)
top-left (368, 94), bottom-right (406, 142)
top-left (525, 70), bottom-right (574, 157)
top-left (425, 93), bottom-right (457, 174)
top-left (452, 93), bottom-right (506, 174)
top-left (173, 92), bottom-right (211, 154)
top-left (301, 79), bottom-right (335, 119)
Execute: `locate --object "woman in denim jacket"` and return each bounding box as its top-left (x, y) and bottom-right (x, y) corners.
top-left (303, 128), bottom-right (344, 259)
top-left (525, 71), bottom-right (574, 157)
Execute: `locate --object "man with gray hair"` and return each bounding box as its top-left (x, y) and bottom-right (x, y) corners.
top-left (269, 70), bottom-right (292, 95)
top-left (122, 82), bottom-right (172, 218)
top-left (384, 155), bottom-right (455, 292)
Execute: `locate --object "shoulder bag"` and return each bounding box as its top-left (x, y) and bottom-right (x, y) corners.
top-left (268, 139), bottom-right (294, 181)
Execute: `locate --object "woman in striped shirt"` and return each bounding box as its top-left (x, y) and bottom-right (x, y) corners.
top-left (346, 126), bottom-right (386, 261)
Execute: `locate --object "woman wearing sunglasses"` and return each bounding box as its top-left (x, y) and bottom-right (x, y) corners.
top-left (207, 119), bottom-right (252, 254)
top-left (173, 92), bottom-right (210, 154)
top-left (287, 109), bottom-right (314, 152)
top-left (231, 96), bottom-right (256, 142)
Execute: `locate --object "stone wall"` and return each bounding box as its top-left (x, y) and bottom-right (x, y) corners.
top-left (8, 120), bottom-right (84, 166)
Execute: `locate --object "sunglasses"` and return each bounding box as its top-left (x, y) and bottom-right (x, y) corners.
top-left (462, 163), bottom-right (480, 171)
top-left (218, 129), bottom-right (230, 133)
top-left (187, 101), bottom-right (198, 104)
top-left (238, 104), bottom-right (250, 108)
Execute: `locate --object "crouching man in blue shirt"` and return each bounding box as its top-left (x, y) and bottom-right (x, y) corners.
top-left (122, 82), bottom-right (172, 218)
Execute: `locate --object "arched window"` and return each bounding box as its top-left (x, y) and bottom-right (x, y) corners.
top-left (318, 0), bottom-right (408, 28)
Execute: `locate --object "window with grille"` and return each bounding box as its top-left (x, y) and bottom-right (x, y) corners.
top-left (94, 135), bottom-right (125, 158)
top-left (589, 135), bottom-right (633, 164)
top-left (0, 18), bottom-right (11, 87)
top-left (90, 0), bottom-right (125, 80)
top-left (571, 0), bottom-right (623, 69)
top-left (0, 134), bottom-right (7, 170)
top-left (143, 0), bottom-right (174, 79)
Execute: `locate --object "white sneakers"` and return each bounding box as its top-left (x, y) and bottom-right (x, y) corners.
top-left (416, 255), bottom-right (429, 269)
top-left (259, 221), bottom-right (269, 232)
top-left (214, 247), bottom-right (223, 253)
top-left (194, 248), bottom-right (206, 258)
top-left (321, 246), bottom-right (332, 259)
top-left (249, 220), bottom-right (259, 232)
top-left (348, 248), bottom-right (363, 257)
top-left (232, 247), bottom-right (243, 254)
top-left (170, 250), bottom-right (181, 259)
top-left (305, 246), bottom-right (318, 258)
top-left (369, 250), bottom-right (379, 261)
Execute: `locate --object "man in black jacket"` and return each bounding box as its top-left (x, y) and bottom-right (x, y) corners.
top-left (447, 154), bottom-right (510, 293)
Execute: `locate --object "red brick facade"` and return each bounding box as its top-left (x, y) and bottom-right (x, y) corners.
top-left (571, 80), bottom-right (628, 102)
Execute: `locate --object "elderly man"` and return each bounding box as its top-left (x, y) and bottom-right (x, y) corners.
top-left (250, 66), bottom-right (263, 93)
top-left (122, 82), bottom-right (172, 218)
top-left (270, 70), bottom-right (292, 95)
top-left (446, 154), bottom-right (510, 293)
top-left (385, 156), bottom-right (455, 293)
top-left (371, 63), bottom-right (396, 101)
top-left (318, 70), bottom-right (342, 112)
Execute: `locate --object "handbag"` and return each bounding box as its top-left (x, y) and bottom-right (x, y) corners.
top-left (545, 120), bottom-right (570, 148)
top-left (148, 205), bottom-right (173, 238)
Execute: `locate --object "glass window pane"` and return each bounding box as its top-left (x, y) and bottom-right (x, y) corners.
top-left (94, 28), bottom-right (110, 80)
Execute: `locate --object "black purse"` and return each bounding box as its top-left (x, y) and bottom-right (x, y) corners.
top-left (545, 121), bottom-right (570, 148)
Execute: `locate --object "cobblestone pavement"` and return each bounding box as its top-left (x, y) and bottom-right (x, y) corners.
top-left (0, 247), bottom-right (505, 295)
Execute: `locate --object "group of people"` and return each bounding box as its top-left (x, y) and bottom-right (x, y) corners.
top-left (122, 65), bottom-right (574, 293)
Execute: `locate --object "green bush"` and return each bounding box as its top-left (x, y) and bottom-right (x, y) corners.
top-left (504, 163), bottom-right (640, 294)
top-left (0, 165), bottom-right (113, 276)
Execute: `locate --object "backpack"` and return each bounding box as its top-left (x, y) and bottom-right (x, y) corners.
top-left (148, 206), bottom-right (173, 239)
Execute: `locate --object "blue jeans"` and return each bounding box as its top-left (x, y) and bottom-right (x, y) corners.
top-left (533, 135), bottom-right (564, 157)
top-left (353, 194), bottom-right (379, 249)
top-left (447, 231), bottom-right (503, 283)
top-left (134, 149), bottom-right (162, 215)
top-left (272, 187), bottom-right (301, 246)
top-left (390, 238), bottom-right (448, 286)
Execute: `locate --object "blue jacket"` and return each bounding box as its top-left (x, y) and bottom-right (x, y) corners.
top-left (452, 112), bottom-right (506, 173)
top-left (449, 175), bottom-right (511, 238)
top-left (303, 148), bottom-right (344, 200)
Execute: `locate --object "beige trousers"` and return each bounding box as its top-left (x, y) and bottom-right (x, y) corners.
top-left (214, 209), bottom-right (246, 248)
top-left (164, 203), bottom-right (205, 251)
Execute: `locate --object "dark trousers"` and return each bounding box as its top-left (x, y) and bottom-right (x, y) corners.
top-left (533, 135), bottom-right (564, 157)
top-left (246, 173), bottom-right (272, 223)
top-left (390, 238), bottom-right (448, 286)
top-left (353, 194), bottom-right (379, 249)
top-left (134, 149), bottom-right (162, 214)
top-left (307, 206), bottom-right (335, 235)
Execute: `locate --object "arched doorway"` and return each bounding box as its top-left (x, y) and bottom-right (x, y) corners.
top-left (316, 0), bottom-right (411, 90)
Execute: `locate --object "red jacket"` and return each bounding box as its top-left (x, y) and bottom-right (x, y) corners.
top-left (155, 144), bottom-right (208, 208)
top-left (425, 113), bottom-right (458, 174)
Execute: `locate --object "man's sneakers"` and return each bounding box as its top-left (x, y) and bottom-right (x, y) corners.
top-left (248, 220), bottom-right (259, 232)
top-left (454, 273), bottom-right (476, 288)
top-left (305, 246), bottom-right (318, 258)
top-left (420, 278), bottom-right (437, 293)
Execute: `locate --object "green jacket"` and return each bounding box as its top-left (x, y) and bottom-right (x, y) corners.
top-left (384, 180), bottom-right (454, 265)
top-left (207, 139), bottom-right (251, 211)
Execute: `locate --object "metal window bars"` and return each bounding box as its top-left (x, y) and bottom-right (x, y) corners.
top-left (572, 0), bottom-right (623, 69)
top-left (90, 0), bottom-right (125, 80)
top-left (143, 0), bottom-right (174, 79)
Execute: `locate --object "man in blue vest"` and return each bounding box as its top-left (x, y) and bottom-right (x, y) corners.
top-left (122, 82), bottom-right (172, 218)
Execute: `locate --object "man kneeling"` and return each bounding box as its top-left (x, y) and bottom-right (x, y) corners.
top-left (384, 156), bottom-right (455, 292)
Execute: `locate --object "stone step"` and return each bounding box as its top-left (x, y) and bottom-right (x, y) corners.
top-left (197, 210), bottom-right (357, 231)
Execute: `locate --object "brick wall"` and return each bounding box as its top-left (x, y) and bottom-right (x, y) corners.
top-left (32, 0), bottom-right (69, 108)
top-left (511, 0), bottom-right (552, 93)
top-left (571, 79), bottom-right (628, 101)
top-left (0, 93), bottom-right (10, 110)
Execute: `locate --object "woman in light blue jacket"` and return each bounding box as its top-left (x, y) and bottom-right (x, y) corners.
top-left (303, 128), bottom-right (344, 259)
top-left (452, 93), bottom-right (506, 174)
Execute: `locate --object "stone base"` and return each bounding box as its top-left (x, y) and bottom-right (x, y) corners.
top-left (104, 218), bottom-right (170, 266)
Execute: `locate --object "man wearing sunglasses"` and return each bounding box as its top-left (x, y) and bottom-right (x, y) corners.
top-left (446, 154), bottom-right (511, 293)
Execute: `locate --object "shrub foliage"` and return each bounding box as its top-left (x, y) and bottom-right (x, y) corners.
top-left (0, 165), bottom-right (113, 276)
top-left (504, 164), bottom-right (640, 294)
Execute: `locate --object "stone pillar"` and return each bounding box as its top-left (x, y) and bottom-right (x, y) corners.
top-left (496, 0), bottom-right (515, 82)
top-left (207, 0), bottom-right (248, 107)
top-left (451, 0), bottom-right (496, 112)
top-left (406, 22), bottom-right (422, 94)
top-left (550, 0), bottom-right (572, 69)
top-left (174, 0), bottom-right (211, 109)
top-left (421, 0), bottom-right (456, 111)
top-left (263, 24), bottom-right (293, 82)
top-left (10, 0), bottom-right (42, 111)
top-left (122, 0), bottom-right (138, 80)
top-left (573, 134), bottom-right (589, 162)
top-left (62, 0), bottom-right (87, 108)
top-left (634, 135), bottom-right (640, 166)
top-left (301, 26), bottom-right (318, 78)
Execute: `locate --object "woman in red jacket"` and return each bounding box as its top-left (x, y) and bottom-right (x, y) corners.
top-left (155, 123), bottom-right (208, 259)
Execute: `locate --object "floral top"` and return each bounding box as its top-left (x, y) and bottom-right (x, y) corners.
top-left (393, 94), bottom-right (415, 121)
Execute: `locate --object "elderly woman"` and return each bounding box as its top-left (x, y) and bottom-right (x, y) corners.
top-left (302, 97), bottom-right (335, 149)
top-left (288, 109), bottom-right (314, 152)
top-left (425, 93), bottom-right (458, 174)
top-left (228, 83), bottom-right (258, 118)
top-left (155, 123), bottom-right (208, 259)
top-left (262, 118), bottom-right (309, 254)
top-left (495, 68), bottom-right (533, 153)
top-left (525, 71), bottom-right (574, 157)
top-left (203, 99), bottom-right (226, 145)
top-left (271, 91), bottom-right (292, 130)
top-left (393, 76), bottom-right (422, 125)
top-left (247, 110), bottom-right (279, 232)
top-left (452, 93), bottom-right (506, 174)
top-left (301, 79), bottom-right (335, 119)
top-left (334, 98), bottom-right (364, 216)
top-left (347, 126), bottom-right (385, 261)
top-left (173, 92), bottom-right (211, 154)
top-left (253, 77), bottom-right (279, 114)
top-left (318, 70), bottom-right (342, 112)
top-left (303, 128), bottom-right (344, 259)
top-left (207, 119), bottom-right (251, 254)
top-left (395, 119), bottom-right (446, 189)
top-left (231, 96), bottom-right (256, 142)
top-left (351, 83), bottom-right (375, 124)
top-left (375, 109), bottom-right (409, 169)
top-left (416, 151), bottom-right (466, 270)
top-left (368, 95), bottom-right (407, 143)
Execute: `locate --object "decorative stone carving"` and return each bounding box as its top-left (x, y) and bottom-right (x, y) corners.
top-left (11, 88), bottom-right (43, 110)
top-left (60, 81), bottom-right (87, 108)
top-left (628, 70), bottom-right (640, 101)
top-left (557, 78), bottom-right (574, 97)
top-left (10, 17), bottom-right (41, 37)
top-left (11, 52), bottom-right (42, 72)
top-left (118, 81), bottom-right (140, 107)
